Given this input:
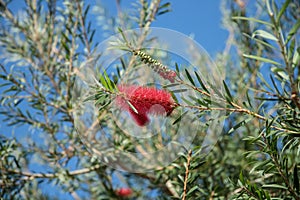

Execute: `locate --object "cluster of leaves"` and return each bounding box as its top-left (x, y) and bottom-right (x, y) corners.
top-left (0, 0), bottom-right (299, 199)
top-left (228, 0), bottom-right (300, 199)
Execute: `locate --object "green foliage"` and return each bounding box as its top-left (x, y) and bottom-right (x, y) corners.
top-left (0, 0), bottom-right (299, 199)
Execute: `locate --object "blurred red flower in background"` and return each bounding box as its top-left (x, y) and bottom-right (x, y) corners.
top-left (116, 187), bottom-right (133, 197)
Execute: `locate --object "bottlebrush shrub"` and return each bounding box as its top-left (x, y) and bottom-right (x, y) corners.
top-left (115, 84), bottom-right (177, 126)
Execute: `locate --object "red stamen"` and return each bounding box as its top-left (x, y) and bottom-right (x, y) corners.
top-left (115, 85), bottom-right (176, 126)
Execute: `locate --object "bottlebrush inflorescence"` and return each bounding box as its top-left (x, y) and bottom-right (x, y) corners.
top-left (132, 49), bottom-right (177, 83)
top-left (115, 84), bottom-right (177, 126)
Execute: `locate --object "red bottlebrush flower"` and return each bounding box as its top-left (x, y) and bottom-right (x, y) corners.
top-left (115, 85), bottom-right (177, 126)
top-left (116, 188), bottom-right (133, 197)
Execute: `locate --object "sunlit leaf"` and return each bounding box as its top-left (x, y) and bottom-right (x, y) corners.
top-left (231, 16), bottom-right (273, 27)
top-left (252, 30), bottom-right (278, 41)
top-left (243, 54), bottom-right (282, 66)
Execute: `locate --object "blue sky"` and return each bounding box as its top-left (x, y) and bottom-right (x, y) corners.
top-left (1, 0), bottom-right (228, 198)
top-left (102, 0), bottom-right (228, 55)
top-left (5, 0), bottom-right (228, 55)
top-left (152, 0), bottom-right (228, 54)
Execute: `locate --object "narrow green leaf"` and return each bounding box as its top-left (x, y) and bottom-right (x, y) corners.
top-left (288, 37), bottom-right (296, 62)
top-left (196, 98), bottom-right (209, 107)
top-left (0, 82), bottom-right (12, 87)
top-left (89, 30), bottom-right (96, 44)
top-left (195, 71), bottom-right (209, 93)
top-left (186, 186), bottom-right (199, 196)
top-left (265, 192), bottom-right (271, 200)
top-left (231, 16), bottom-right (273, 27)
top-left (171, 163), bottom-right (181, 169)
top-left (157, 9), bottom-right (171, 16)
top-left (83, 95), bottom-right (95, 102)
top-left (190, 160), bottom-right (205, 170)
top-left (223, 80), bottom-right (233, 101)
top-left (185, 69), bottom-right (195, 86)
top-left (162, 83), bottom-right (180, 88)
top-left (207, 81), bottom-right (223, 98)
top-left (99, 73), bottom-right (108, 89)
top-left (97, 101), bottom-right (111, 111)
top-left (170, 91), bottom-right (178, 103)
top-left (271, 67), bottom-right (289, 81)
top-left (239, 172), bottom-right (245, 183)
top-left (254, 97), bottom-right (279, 101)
top-left (177, 175), bottom-right (184, 183)
top-left (61, 31), bottom-right (71, 43)
top-left (87, 21), bottom-right (92, 33)
top-left (266, 0), bottom-right (273, 16)
top-left (120, 58), bottom-right (126, 69)
top-left (292, 45), bottom-right (300, 69)
top-left (250, 159), bottom-right (272, 174)
top-left (276, 0), bottom-right (292, 24)
top-left (175, 63), bottom-right (180, 78)
top-left (159, 2), bottom-right (171, 9)
top-left (271, 0), bottom-right (278, 18)
top-left (284, 157), bottom-right (289, 179)
top-left (171, 89), bottom-right (188, 93)
top-left (108, 77), bottom-right (116, 90)
top-left (286, 19), bottom-right (300, 44)
top-left (117, 27), bottom-right (128, 44)
top-left (181, 96), bottom-right (193, 105)
top-left (252, 30), bottom-right (278, 41)
top-left (14, 99), bottom-right (23, 106)
top-left (8, 120), bottom-right (22, 126)
top-left (270, 75), bottom-right (281, 95)
top-left (83, 5), bottom-right (90, 20)
top-left (262, 184), bottom-right (288, 190)
top-left (257, 72), bottom-right (273, 91)
top-left (263, 165), bottom-right (276, 174)
top-left (172, 111), bottom-right (188, 125)
top-left (116, 66), bottom-right (121, 78)
top-left (246, 91), bottom-right (253, 108)
top-left (95, 98), bottom-right (106, 107)
top-left (294, 165), bottom-right (299, 195)
top-left (228, 118), bottom-right (252, 134)
top-left (243, 54), bottom-right (281, 66)
top-left (102, 70), bottom-right (115, 91)
top-left (243, 33), bottom-right (275, 50)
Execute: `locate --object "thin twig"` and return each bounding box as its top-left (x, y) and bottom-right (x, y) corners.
top-left (4, 164), bottom-right (103, 180)
top-left (76, 0), bottom-right (91, 55)
top-left (178, 104), bottom-right (299, 134)
top-left (65, 2), bottom-right (79, 104)
top-left (182, 150), bottom-right (192, 200)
